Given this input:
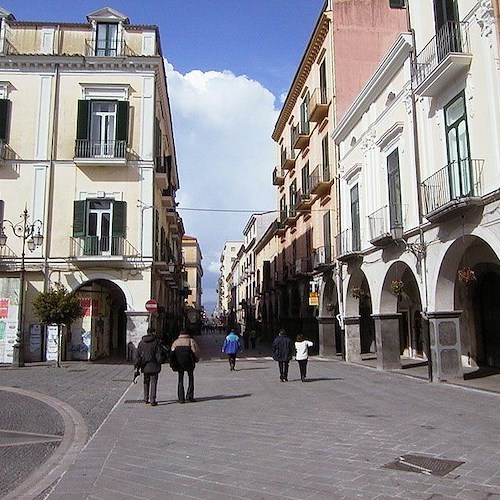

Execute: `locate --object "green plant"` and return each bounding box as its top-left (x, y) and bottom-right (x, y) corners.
top-left (390, 279), bottom-right (404, 296)
top-left (33, 283), bottom-right (84, 326)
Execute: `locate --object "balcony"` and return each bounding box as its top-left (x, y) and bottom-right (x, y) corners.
top-left (285, 206), bottom-right (298, 227)
top-left (70, 236), bottom-right (139, 264)
top-left (161, 187), bottom-right (175, 208)
top-left (276, 214), bottom-right (287, 236)
top-left (280, 147), bottom-right (296, 170)
top-left (367, 205), bottom-right (405, 247)
top-left (85, 39), bottom-right (136, 57)
top-left (422, 158), bottom-right (484, 223)
top-left (308, 87), bottom-right (330, 123)
top-left (155, 157), bottom-right (168, 190)
top-left (295, 188), bottom-right (313, 213)
top-left (273, 166), bottom-right (286, 186)
top-left (0, 140), bottom-right (6, 161)
top-left (413, 22), bottom-right (472, 97)
top-left (291, 123), bottom-right (311, 151)
top-left (0, 38), bottom-right (18, 55)
top-left (74, 139), bottom-right (127, 167)
top-left (295, 257), bottom-right (313, 275)
top-left (312, 246), bottom-right (335, 269)
top-left (336, 229), bottom-right (362, 262)
top-left (309, 164), bottom-right (333, 197)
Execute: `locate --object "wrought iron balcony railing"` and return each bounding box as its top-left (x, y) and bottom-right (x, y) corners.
top-left (309, 164), bottom-right (333, 196)
top-left (85, 39), bottom-right (136, 57)
top-left (74, 139), bottom-right (127, 159)
top-left (367, 204), bottom-right (406, 245)
top-left (312, 246), bottom-right (335, 268)
top-left (70, 236), bottom-right (139, 258)
top-left (336, 228), bottom-right (362, 260)
top-left (308, 87), bottom-right (330, 123)
top-left (413, 21), bottom-right (470, 90)
top-left (273, 166), bottom-right (286, 185)
top-left (422, 158), bottom-right (484, 216)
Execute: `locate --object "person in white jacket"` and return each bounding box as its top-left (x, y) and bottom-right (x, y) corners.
top-left (294, 334), bottom-right (313, 382)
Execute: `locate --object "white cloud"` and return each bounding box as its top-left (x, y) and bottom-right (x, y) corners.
top-left (165, 61), bottom-right (279, 310)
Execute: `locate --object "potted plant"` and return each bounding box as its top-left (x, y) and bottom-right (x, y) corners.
top-left (390, 279), bottom-right (404, 296)
top-left (352, 287), bottom-right (366, 299)
top-left (458, 267), bottom-right (476, 285)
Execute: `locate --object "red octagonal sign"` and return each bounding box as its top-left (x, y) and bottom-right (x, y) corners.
top-left (145, 299), bottom-right (158, 313)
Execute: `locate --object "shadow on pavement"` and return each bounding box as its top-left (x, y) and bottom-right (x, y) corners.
top-left (464, 366), bottom-right (500, 379)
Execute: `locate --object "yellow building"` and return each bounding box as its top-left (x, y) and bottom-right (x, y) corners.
top-left (0, 7), bottom-right (184, 364)
top-left (182, 235), bottom-right (203, 335)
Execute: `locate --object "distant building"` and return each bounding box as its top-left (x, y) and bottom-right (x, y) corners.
top-left (216, 240), bottom-right (243, 323)
top-left (182, 235), bottom-right (203, 335)
top-left (0, 7), bottom-right (184, 363)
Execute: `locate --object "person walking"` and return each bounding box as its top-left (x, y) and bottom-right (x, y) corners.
top-left (170, 331), bottom-right (200, 403)
top-left (295, 334), bottom-right (313, 382)
top-left (249, 329), bottom-right (258, 349)
top-left (272, 329), bottom-right (294, 382)
top-left (134, 329), bottom-right (163, 406)
top-left (222, 329), bottom-right (242, 371)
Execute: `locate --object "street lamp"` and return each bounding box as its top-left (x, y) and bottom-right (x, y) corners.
top-left (0, 207), bottom-right (44, 367)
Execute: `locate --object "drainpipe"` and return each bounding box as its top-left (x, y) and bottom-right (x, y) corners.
top-left (406, 2), bottom-right (432, 381)
top-left (44, 27), bottom-right (62, 291)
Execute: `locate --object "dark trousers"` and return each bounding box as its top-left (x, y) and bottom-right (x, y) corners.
top-left (143, 372), bottom-right (158, 403)
top-left (250, 338), bottom-right (256, 349)
top-left (297, 359), bottom-right (308, 380)
top-left (178, 370), bottom-right (194, 401)
top-left (228, 354), bottom-right (237, 370)
top-left (278, 361), bottom-right (289, 381)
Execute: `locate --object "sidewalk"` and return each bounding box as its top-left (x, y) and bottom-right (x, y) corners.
top-left (32, 333), bottom-right (500, 499)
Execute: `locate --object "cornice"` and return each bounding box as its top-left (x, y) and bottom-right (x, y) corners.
top-left (272, 10), bottom-right (331, 141)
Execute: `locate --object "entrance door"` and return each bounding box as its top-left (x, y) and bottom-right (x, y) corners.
top-left (87, 200), bottom-right (112, 255)
top-left (477, 273), bottom-right (500, 368)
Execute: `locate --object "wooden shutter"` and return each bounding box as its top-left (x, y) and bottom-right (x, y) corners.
top-left (73, 200), bottom-right (87, 237)
top-left (389, 0), bottom-right (406, 8)
top-left (76, 100), bottom-right (90, 140)
top-left (0, 99), bottom-right (11, 141)
top-left (116, 101), bottom-right (129, 141)
top-left (112, 201), bottom-right (126, 237)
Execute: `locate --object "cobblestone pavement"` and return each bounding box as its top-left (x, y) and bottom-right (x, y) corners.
top-left (0, 362), bottom-right (133, 498)
top-left (2, 334), bottom-right (500, 499)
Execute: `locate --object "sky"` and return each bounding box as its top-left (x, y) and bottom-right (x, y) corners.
top-left (2, 0), bottom-right (325, 314)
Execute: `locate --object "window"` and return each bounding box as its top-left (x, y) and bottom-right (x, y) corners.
top-left (279, 196), bottom-right (287, 224)
top-left (73, 199), bottom-right (126, 256)
top-left (301, 162), bottom-right (310, 194)
top-left (322, 134), bottom-right (330, 181)
top-left (75, 100), bottom-right (129, 158)
top-left (323, 211), bottom-right (332, 263)
top-left (319, 60), bottom-right (327, 104)
top-left (96, 23), bottom-right (118, 56)
top-left (387, 148), bottom-right (403, 229)
top-left (300, 93), bottom-right (310, 135)
top-left (350, 184), bottom-right (361, 252)
top-left (0, 97), bottom-right (11, 143)
top-left (444, 92), bottom-right (471, 198)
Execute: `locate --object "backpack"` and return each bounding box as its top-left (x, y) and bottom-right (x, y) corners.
top-left (155, 342), bottom-right (170, 364)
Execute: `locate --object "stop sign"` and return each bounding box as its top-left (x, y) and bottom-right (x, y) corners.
top-left (145, 299), bottom-right (158, 313)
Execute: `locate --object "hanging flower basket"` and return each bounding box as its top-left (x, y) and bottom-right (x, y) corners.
top-left (325, 302), bottom-right (335, 311)
top-left (458, 267), bottom-right (476, 285)
top-left (390, 279), bottom-right (404, 296)
top-left (352, 287), bottom-right (366, 299)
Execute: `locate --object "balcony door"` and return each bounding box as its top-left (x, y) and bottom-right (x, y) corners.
top-left (434, 0), bottom-right (461, 58)
top-left (387, 148), bottom-right (403, 230)
top-left (445, 93), bottom-right (471, 199)
top-left (88, 200), bottom-right (112, 255)
top-left (91, 101), bottom-right (116, 157)
top-left (350, 184), bottom-right (361, 252)
top-left (96, 23), bottom-right (118, 56)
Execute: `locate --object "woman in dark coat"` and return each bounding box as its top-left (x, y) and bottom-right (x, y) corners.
top-left (170, 331), bottom-right (200, 403)
top-left (272, 329), bottom-right (294, 382)
top-left (135, 330), bottom-right (162, 406)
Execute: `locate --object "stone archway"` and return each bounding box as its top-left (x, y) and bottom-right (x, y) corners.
top-left (70, 279), bottom-right (127, 361)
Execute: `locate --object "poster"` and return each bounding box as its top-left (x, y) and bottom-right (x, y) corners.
top-left (46, 325), bottom-right (59, 362)
top-left (0, 277), bottom-right (21, 364)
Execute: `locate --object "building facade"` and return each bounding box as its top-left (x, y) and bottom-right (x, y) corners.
top-left (0, 7), bottom-right (184, 364)
top-left (268, 0), bottom-right (407, 354)
top-left (333, 0), bottom-right (500, 380)
top-left (182, 235), bottom-right (203, 335)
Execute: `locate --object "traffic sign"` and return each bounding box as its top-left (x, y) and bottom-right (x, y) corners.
top-left (145, 299), bottom-right (158, 312)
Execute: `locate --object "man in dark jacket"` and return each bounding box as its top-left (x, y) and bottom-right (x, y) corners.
top-left (170, 331), bottom-right (200, 403)
top-left (135, 329), bottom-right (162, 406)
top-left (272, 329), bottom-right (294, 382)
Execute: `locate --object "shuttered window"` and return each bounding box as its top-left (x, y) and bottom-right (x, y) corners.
top-left (0, 99), bottom-right (11, 142)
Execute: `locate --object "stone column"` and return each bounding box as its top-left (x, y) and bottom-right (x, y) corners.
top-left (318, 316), bottom-right (337, 357)
top-left (372, 313), bottom-right (402, 371)
top-left (426, 311), bottom-right (463, 382)
top-left (344, 316), bottom-right (362, 363)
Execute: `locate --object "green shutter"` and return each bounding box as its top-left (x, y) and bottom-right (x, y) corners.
top-left (389, 0), bottom-right (406, 8)
top-left (76, 100), bottom-right (90, 140)
top-left (73, 200), bottom-right (86, 237)
top-left (112, 201), bottom-right (126, 237)
top-left (0, 99), bottom-right (11, 141)
top-left (116, 101), bottom-right (129, 141)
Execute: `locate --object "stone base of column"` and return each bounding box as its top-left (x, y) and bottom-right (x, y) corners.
top-left (318, 317), bottom-right (338, 357)
top-left (344, 316), bottom-right (362, 363)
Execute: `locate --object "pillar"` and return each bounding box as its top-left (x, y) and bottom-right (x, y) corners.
top-left (318, 316), bottom-right (337, 357)
top-left (125, 311), bottom-right (149, 362)
top-left (427, 311), bottom-right (463, 382)
top-left (372, 313), bottom-right (402, 370)
top-left (344, 315), bottom-right (362, 363)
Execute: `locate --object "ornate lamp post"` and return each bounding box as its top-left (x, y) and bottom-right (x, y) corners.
top-left (0, 208), bottom-right (44, 367)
